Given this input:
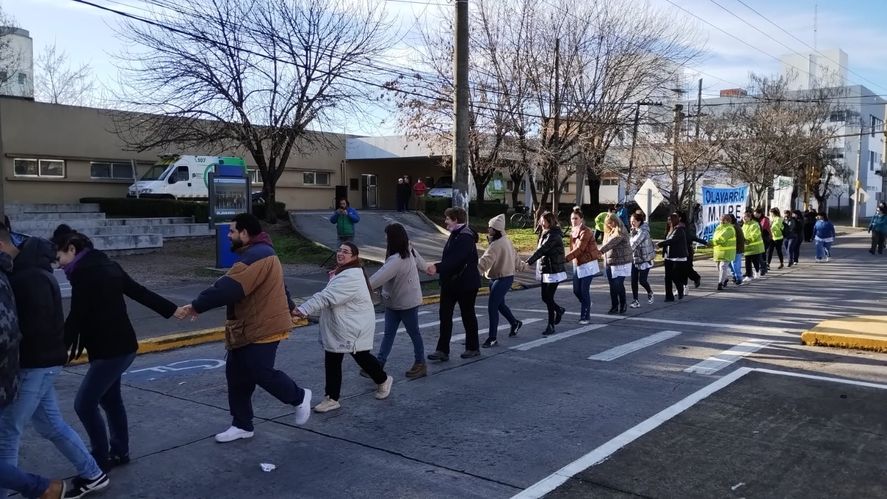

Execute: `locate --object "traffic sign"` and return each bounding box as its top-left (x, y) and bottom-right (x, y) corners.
top-left (635, 179), bottom-right (664, 216)
top-left (851, 190), bottom-right (868, 204)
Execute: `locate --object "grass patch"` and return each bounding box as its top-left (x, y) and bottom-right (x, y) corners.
top-left (273, 230), bottom-right (334, 265)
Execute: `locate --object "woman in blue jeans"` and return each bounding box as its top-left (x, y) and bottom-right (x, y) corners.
top-left (477, 214), bottom-right (524, 347)
top-left (55, 229), bottom-right (177, 472)
top-left (565, 208), bottom-right (600, 323)
top-left (0, 462), bottom-right (64, 498)
top-left (367, 223), bottom-right (428, 378)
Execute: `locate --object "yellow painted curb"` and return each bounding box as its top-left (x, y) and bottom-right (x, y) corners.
top-left (800, 315), bottom-right (887, 353)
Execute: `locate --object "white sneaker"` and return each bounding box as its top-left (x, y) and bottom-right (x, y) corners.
top-left (294, 388), bottom-right (312, 425)
top-left (629, 300), bottom-right (640, 309)
top-left (753, 271), bottom-right (760, 279)
top-left (578, 319), bottom-right (590, 325)
top-left (375, 375), bottom-right (393, 400)
top-left (825, 256), bottom-right (830, 262)
top-left (647, 294), bottom-right (654, 305)
top-left (215, 426), bottom-right (254, 443)
top-left (313, 396), bottom-right (341, 413)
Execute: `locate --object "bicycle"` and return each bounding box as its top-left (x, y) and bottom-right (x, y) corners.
top-left (509, 206), bottom-right (533, 229)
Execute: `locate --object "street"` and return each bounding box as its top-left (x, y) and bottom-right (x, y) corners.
top-left (20, 231), bottom-right (887, 498)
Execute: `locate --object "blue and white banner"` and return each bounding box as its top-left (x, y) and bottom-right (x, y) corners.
top-left (698, 185), bottom-right (749, 241)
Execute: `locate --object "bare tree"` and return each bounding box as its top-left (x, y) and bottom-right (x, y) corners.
top-left (35, 41), bottom-right (95, 105)
top-left (110, 0), bottom-right (392, 221)
top-left (0, 5), bottom-right (22, 89)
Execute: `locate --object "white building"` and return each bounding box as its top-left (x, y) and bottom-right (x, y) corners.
top-left (781, 49), bottom-right (848, 91)
top-left (0, 27), bottom-right (34, 99)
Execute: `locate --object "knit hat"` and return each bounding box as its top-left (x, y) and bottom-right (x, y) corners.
top-left (489, 214), bottom-right (506, 232)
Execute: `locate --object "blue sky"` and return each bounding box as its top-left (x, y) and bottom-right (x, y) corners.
top-left (6, 0), bottom-right (887, 134)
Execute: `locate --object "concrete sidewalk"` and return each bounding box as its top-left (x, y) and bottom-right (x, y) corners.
top-left (801, 315), bottom-right (887, 352)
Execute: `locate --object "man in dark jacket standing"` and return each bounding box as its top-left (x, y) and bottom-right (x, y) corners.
top-left (0, 225), bottom-right (107, 498)
top-left (175, 213), bottom-right (312, 444)
top-left (426, 207), bottom-right (481, 360)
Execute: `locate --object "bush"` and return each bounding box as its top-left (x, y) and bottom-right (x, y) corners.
top-left (80, 197), bottom-right (210, 222)
top-left (423, 197), bottom-right (452, 216)
top-left (252, 201), bottom-right (288, 221)
top-left (470, 200), bottom-right (507, 218)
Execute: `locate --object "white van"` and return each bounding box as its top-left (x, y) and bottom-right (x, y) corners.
top-left (128, 155), bottom-right (245, 199)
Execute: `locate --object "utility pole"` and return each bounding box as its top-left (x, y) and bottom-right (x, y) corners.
top-left (671, 104), bottom-right (684, 211)
top-left (452, 0), bottom-right (470, 211)
top-left (551, 37), bottom-right (560, 214)
top-left (852, 128), bottom-right (862, 227)
top-left (625, 100), bottom-right (662, 201)
top-left (691, 78), bottom-right (702, 207)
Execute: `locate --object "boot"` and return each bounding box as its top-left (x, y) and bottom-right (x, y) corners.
top-left (405, 362), bottom-right (427, 379)
top-left (542, 324), bottom-right (556, 336)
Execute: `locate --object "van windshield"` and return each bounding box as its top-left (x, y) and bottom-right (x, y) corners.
top-left (140, 164), bottom-right (171, 181)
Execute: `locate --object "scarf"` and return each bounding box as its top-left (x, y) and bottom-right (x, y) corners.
top-left (62, 248), bottom-right (91, 279)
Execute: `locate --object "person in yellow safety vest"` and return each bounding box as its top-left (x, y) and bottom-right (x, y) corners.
top-left (594, 207), bottom-right (614, 243)
top-left (767, 208), bottom-right (785, 269)
top-left (711, 214), bottom-right (737, 291)
top-left (741, 211), bottom-right (765, 281)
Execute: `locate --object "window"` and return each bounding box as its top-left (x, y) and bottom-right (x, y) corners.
top-left (601, 178), bottom-right (619, 186)
top-left (871, 151), bottom-right (876, 171)
top-left (872, 116), bottom-right (883, 137)
top-left (90, 161), bottom-right (135, 179)
top-left (829, 111), bottom-right (846, 122)
top-left (303, 171), bottom-right (330, 186)
top-left (17, 73), bottom-right (25, 85)
top-left (14, 158), bottom-right (65, 178)
top-left (248, 169), bottom-right (263, 185)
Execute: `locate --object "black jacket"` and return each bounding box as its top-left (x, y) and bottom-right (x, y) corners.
top-left (527, 226), bottom-right (567, 274)
top-left (436, 224), bottom-right (481, 292)
top-left (0, 252), bottom-right (21, 407)
top-left (66, 249), bottom-right (177, 360)
top-left (8, 237), bottom-right (67, 368)
top-left (658, 225), bottom-right (689, 259)
top-left (782, 218), bottom-right (798, 239)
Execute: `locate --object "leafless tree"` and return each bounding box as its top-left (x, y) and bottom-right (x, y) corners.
top-left (110, 0), bottom-right (392, 221)
top-left (0, 5), bottom-right (22, 90)
top-left (35, 41), bottom-right (95, 105)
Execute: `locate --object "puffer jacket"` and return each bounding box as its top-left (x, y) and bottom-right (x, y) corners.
top-left (782, 217), bottom-right (798, 239)
top-left (599, 229), bottom-right (633, 266)
top-left (658, 225), bottom-right (689, 260)
top-left (629, 223), bottom-right (656, 264)
top-left (0, 253), bottom-right (21, 408)
top-left (527, 226), bottom-right (566, 274)
top-left (299, 267), bottom-right (375, 353)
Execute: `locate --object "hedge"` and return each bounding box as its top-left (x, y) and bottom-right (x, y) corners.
top-left (79, 197), bottom-right (286, 223)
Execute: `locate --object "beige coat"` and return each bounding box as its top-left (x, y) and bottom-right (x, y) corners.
top-left (368, 248), bottom-right (427, 310)
top-left (478, 236), bottom-right (525, 279)
top-left (298, 267), bottom-right (375, 353)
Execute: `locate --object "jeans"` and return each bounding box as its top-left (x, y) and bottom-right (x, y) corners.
top-left (605, 266), bottom-right (626, 310)
top-left (0, 367), bottom-right (102, 499)
top-left (732, 253), bottom-right (744, 280)
top-left (630, 265), bottom-right (652, 300)
top-left (571, 273), bottom-right (594, 320)
top-left (436, 287), bottom-right (479, 354)
top-left (378, 307), bottom-right (424, 364)
top-left (815, 239), bottom-right (833, 260)
top-left (226, 342), bottom-right (307, 432)
top-left (0, 462), bottom-right (50, 498)
top-left (75, 352), bottom-right (136, 462)
top-left (324, 351), bottom-right (386, 400)
top-left (784, 237), bottom-right (801, 263)
top-left (488, 277), bottom-right (518, 340)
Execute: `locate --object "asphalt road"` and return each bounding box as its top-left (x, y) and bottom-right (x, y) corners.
top-left (20, 230), bottom-right (887, 498)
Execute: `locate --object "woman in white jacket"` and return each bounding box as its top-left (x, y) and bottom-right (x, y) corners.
top-left (367, 223), bottom-right (428, 379)
top-left (295, 242), bottom-right (393, 413)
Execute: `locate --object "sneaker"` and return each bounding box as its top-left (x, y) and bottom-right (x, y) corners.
top-left (814, 258), bottom-right (822, 263)
top-left (578, 318), bottom-right (590, 325)
top-left (693, 277), bottom-right (701, 288)
top-left (607, 307), bottom-right (618, 314)
top-left (554, 306), bottom-right (565, 325)
top-left (717, 283), bottom-right (723, 291)
top-left (375, 375), bottom-right (393, 400)
top-left (313, 396), bottom-right (341, 413)
top-left (107, 454), bottom-right (130, 469)
top-left (294, 388), bottom-right (312, 425)
top-left (40, 479), bottom-right (65, 499)
top-left (214, 426), bottom-right (254, 443)
top-left (427, 351), bottom-right (449, 362)
top-left (753, 271), bottom-right (760, 279)
top-left (629, 300), bottom-right (640, 309)
top-left (777, 264), bottom-right (784, 269)
top-left (63, 474), bottom-right (109, 498)
top-left (664, 297), bottom-right (675, 302)
top-left (460, 350), bottom-right (480, 359)
top-left (509, 320), bottom-right (523, 337)
top-left (482, 338), bottom-right (498, 348)
top-left (405, 363), bottom-right (427, 379)
top-left (825, 256), bottom-right (830, 262)
top-left (647, 294), bottom-right (654, 305)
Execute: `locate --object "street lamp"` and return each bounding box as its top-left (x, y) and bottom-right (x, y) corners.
top-left (625, 100), bottom-right (663, 202)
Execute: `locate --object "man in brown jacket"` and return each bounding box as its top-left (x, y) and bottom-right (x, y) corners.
top-left (176, 213), bottom-right (312, 443)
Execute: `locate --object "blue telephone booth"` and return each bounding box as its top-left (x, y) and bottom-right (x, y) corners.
top-left (207, 158), bottom-right (250, 268)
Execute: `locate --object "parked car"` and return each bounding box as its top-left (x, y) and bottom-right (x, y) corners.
top-left (426, 175), bottom-right (477, 200)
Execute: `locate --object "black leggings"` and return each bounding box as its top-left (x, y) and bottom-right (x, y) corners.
top-left (745, 254), bottom-right (761, 277)
top-left (631, 265), bottom-right (652, 300)
top-left (324, 350), bottom-right (386, 400)
top-left (767, 238), bottom-right (784, 265)
top-left (540, 282), bottom-right (560, 325)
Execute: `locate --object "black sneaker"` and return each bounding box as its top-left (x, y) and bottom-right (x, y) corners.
top-left (64, 473), bottom-right (109, 498)
top-left (509, 320), bottom-right (523, 337)
top-left (554, 306), bottom-right (565, 325)
top-left (482, 338), bottom-right (498, 348)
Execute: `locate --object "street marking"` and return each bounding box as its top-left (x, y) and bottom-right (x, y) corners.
top-left (588, 330), bottom-right (682, 361)
top-left (684, 339), bottom-right (771, 375)
top-left (510, 324), bottom-right (607, 351)
top-left (512, 308), bottom-right (580, 316)
top-left (513, 366), bottom-right (887, 499)
top-left (124, 359), bottom-right (226, 380)
top-left (375, 311), bottom-right (429, 323)
top-left (512, 367), bottom-right (754, 499)
top-left (451, 318), bottom-right (543, 343)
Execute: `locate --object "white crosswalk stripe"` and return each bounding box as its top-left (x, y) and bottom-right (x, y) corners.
top-left (588, 330), bottom-right (682, 361)
top-left (684, 339), bottom-right (772, 375)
